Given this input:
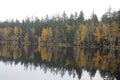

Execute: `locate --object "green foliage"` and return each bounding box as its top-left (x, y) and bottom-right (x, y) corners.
top-left (0, 9), bottom-right (119, 46)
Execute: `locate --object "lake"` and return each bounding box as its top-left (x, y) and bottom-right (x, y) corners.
top-left (0, 45), bottom-right (120, 80)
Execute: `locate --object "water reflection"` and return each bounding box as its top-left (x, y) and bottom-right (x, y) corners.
top-left (0, 45), bottom-right (120, 80)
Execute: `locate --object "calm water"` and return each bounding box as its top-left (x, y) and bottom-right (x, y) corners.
top-left (0, 45), bottom-right (120, 80)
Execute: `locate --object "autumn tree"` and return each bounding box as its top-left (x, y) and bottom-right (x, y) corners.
top-left (24, 33), bottom-right (30, 43)
top-left (110, 21), bottom-right (119, 45)
top-left (40, 27), bottom-right (53, 43)
top-left (74, 24), bottom-right (88, 45)
top-left (0, 27), bottom-right (12, 42)
top-left (100, 55), bottom-right (108, 71)
top-left (101, 23), bottom-right (109, 45)
top-left (77, 49), bottom-right (87, 68)
top-left (38, 47), bottom-right (52, 62)
top-left (93, 27), bottom-right (101, 44)
top-left (40, 28), bottom-right (48, 42)
top-left (13, 26), bottom-right (22, 42)
top-left (13, 45), bottom-right (21, 59)
top-left (92, 51), bottom-right (100, 67)
top-left (86, 12), bottom-right (99, 45)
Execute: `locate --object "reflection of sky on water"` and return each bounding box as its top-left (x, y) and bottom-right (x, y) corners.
top-left (81, 70), bottom-right (102, 80)
top-left (0, 61), bottom-right (103, 80)
top-left (0, 61), bottom-right (77, 80)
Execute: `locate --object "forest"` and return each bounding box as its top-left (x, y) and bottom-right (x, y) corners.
top-left (0, 8), bottom-right (120, 47)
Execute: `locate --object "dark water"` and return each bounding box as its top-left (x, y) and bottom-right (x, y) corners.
top-left (0, 45), bottom-right (120, 80)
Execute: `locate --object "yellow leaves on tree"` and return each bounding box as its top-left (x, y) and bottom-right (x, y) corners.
top-left (100, 54), bottom-right (117, 73)
top-left (74, 24), bottom-right (88, 45)
top-left (0, 46), bottom-right (10, 58)
top-left (13, 50), bottom-right (21, 59)
top-left (77, 49), bottom-right (87, 68)
top-left (111, 21), bottom-right (119, 42)
top-left (0, 27), bottom-right (22, 41)
top-left (108, 54), bottom-right (117, 73)
top-left (101, 23), bottom-right (109, 40)
top-left (94, 27), bottom-right (101, 43)
top-left (80, 24), bottom-right (88, 43)
top-left (24, 33), bottom-right (29, 42)
top-left (0, 27), bottom-right (11, 41)
top-left (13, 27), bottom-right (22, 41)
top-left (23, 45), bottom-right (29, 54)
top-left (92, 51), bottom-right (100, 67)
top-left (40, 27), bottom-right (53, 42)
top-left (39, 47), bottom-right (52, 62)
top-left (3, 28), bottom-right (10, 40)
top-left (100, 56), bottom-right (108, 71)
top-left (41, 28), bottom-right (48, 42)
top-left (13, 46), bottom-right (21, 59)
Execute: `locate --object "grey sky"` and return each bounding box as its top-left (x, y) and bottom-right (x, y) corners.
top-left (0, 0), bottom-right (119, 21)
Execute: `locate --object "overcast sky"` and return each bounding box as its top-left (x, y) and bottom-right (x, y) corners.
top-left (0, 0), bottom-right (120, 21)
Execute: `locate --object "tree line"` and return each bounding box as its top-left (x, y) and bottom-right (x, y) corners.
top-left (0, 8), bottom-right (120, 47)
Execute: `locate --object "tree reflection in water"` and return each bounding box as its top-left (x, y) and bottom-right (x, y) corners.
top-left (0, 45), bottom-right (120, 80)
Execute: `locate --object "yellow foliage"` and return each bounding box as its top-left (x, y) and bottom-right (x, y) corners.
top-left (80, 24), bottom-right (88, 43)
top-left (14, 27), bottom-right (22, 35)
top-left (13, 52), bottom-right (18, 59)
top-left (74, 24), bottom-right (88, 44)
top-left (1, 27), bottom-right (11, 40)
top-left (41, 28), bottom-right (48, 41)
top-left (101, 23), bottom-right (109, 40)
top-left (78, 49), bottom-right (87, 68)
top-left (111, 21), bottom-right (119, 41)
top-left (40, 47), bottom-right (52, 62)
top-left (14, 27), bottom-right (18, 34)
top-left (24, 33), bottom-right (29, 42)
top-left (94, 27), bottom-right (101, 43)
top-left (13, 46), bottom-right (21, 59)
top-left (66, 24), bottom-right (72, 32)
top-left (13, 27), bottom-right (22, 40)
top-left (23, 46), bottom-right (29, 54)
top-left (40, 27), bottom-right (53, 42)
top-left (101, 56), bottom-right (108, 71)
top-left (1, 46), bottom-right (10, 58)
top-left (109, 54), bottom-right (117, 73)
top-left (93, 51), bottom-right (100, 67)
